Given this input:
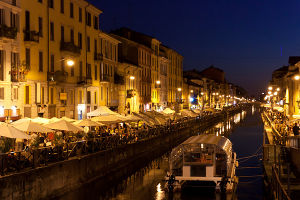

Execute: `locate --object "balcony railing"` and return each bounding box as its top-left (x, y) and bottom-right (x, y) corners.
top-left (100, 74), bottom-right (110, 83)
top-left (142, 75), bottom-right (151, 83)
top-left (77, 76), bottom-right (92, 86)
top-left (127, 89), bottom-right (136, 98)
top-left (60, 41), bottom-right (81, 55)
top-left (94, 53), bottom-right (103, 61)
top-left (114, 73), bottom-right (124, 85)
top-left (47, 71), bottom-right (68, 83)
top-left (23, 30), bottom-right (39, 42)
top-left (0, 24), bottom-right (17, 39)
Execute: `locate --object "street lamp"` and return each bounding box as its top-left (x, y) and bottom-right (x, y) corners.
top-left (177, 88), bottom-right (182, 92)
top-left (276, 88), bottom-right (280, 91)
top-left (156, 80), bottom-right (161, 84)
top-left (190, 90), bottom-right (193, 93)
top-left (129, 76), bottom-right (135, 80)
top-left (66, 59), bottom-right (75, 67)
top-left (294, 75), bottom-right (300, 80)
top-left (268, 86), bottom-right (273, 90)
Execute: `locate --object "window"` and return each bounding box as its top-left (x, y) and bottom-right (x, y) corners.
top-left (50, 87), bottom-right (54, 104)
top-left (39, 51), bottom-right (43, 72)
top-left (94, 64), bottom-right (97, 80)
top-left (61, 25), bottom-right (64, 42)
top-left (94, 92), bottom-right (97, 104)
top-left (25, 11), bottom-right (30, 30)
top-left (79, 90), bottom-right (82, 104)
top-left (12, 0), bottom-right (16, 6)
top-left (25, 86), bottom-right (29, 104)
top-left (78, 32), bottom-right (82, 49)
top-left (94, 16), bottom-right (98, 30)
top-left (87, 91), bottom-right (91, 104)
top-left (70, 2), bottom-right (74, 18)
top-left (71, 66), bottom-right (74, 77)
top-left (79, 7), bottom-right (82, 22)
top-left (0, 9), bottom-right (4, 25)
top-left (70, 90), bottom-right (74, 104)
top-left (101, 86), bottom-right (103, 100)
top-left (11, 12), bottom-right (19, 31)
top-left (13, 88), bottom-right (18, 100)
top-left (61, 57), bottom-right (65, 71)
top-left (38, 17), bottom-right (43, 36)
top-left (86, 12), bottom-right (91, 26)
top-left (50, 22), bottom-right (54, 41)
top-left (87, 63), bottom-right (91, 78)
top-left (94, 39), bottom-right (97, 53)
top-left (38, 0), bottom-right (42, 3)
top-left (25, 48), bottom-right (30, 69)
top-left (70, 29), bottom-right (74, 43)
top-left (0, 88), bottom-right (4, 100)
top-left (60, 0), bottom-right (64, 13)
top-left (49, 0), bottom-right (54, 8)
top-left (0, 50), bottom-right (4, 81)
top-left (79, 61), bottom-right (83, 76)
top-left (87, 36), bottom-right (90, 52)
top-left (50, 54), bottom-right (54, 72)
top-left (41, 87), bottom-right (44, 104)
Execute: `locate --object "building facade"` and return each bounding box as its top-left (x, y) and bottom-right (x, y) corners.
top-left (0, 0), bottom-right (21, 121)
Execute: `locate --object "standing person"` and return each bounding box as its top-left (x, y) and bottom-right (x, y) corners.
top-left (293, 123), bottom-right (299, 136)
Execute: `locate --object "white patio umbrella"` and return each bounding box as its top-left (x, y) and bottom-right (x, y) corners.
top-left (31, 117), bottom-right (50, 124)
top-left (0, 123), bottom-right (31, 139)
top-left (77, 119), bottom-right (104, 127)
top-left (61, 116), bottom-right (77, 123)
top-left (11, 117), bottom-right (31, 125)
top-left (162, 108), bottom-right (175, 114)
top-left (91, 115), bottom-right (124, 124)
top-left (49, 117), bottom-right (60, 123)
top-left (12, 121), bottom-right (53, 133)
top-left (45, 120), bottom-right (84, 133)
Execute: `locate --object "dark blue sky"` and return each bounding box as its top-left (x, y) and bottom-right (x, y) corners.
top-left (88, 0), bottom-right (300, 95)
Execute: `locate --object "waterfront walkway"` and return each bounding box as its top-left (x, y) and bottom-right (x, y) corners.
top-left (262, 109), bottom-right (300, 200)
top-left (0, 107), bottom-right (241, 177)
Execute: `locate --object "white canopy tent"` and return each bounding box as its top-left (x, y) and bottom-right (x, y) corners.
top-left (87, 106), bottom-right (119, 117)
top-left (162, 108), bottom-right (175, 114)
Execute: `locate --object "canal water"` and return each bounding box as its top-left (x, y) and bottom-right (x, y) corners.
top-left (57, 106), bottom-right (265, 200)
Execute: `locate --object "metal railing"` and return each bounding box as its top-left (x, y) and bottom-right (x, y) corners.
top-left (0, 114), bottom-right (223, 176)
top-left (271, 165), bottom-right (291, 200)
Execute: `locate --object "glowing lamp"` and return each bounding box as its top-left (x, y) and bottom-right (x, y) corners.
top-left (66, 59), bottom-right (75, 67)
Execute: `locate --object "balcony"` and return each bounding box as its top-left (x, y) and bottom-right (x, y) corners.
top-left (142, 75), bottom-right (151, 83)
top-left (0, 24), bottom-right (17, 39)
top-left (155, 83), bottom-right (161, 89)
top-left (47, 71), bottom-right (68, 83)
top-left (24, 30), bottom-right (39, 43)
top-left (114, 73), bottom-right (124, 85)
top-left (127, 89), bottom-right (136, 98)
top-left (94, 53), bottom-right (103, 61)
top-left (100, 74), bottom-right (110, 83)
top-left (77, 76), bottom-right (92, 86)
top-left (60, 41), bottom-right (81, 56)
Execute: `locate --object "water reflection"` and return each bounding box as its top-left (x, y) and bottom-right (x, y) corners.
top-left (58, 106), bottom-right (263, 200)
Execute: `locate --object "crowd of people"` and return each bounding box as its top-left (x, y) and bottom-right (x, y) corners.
top-left (265, 108), bottom-right (300, 145)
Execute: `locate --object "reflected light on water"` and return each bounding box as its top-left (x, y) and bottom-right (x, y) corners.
top-left (155, 183), bottom-right (165, 200)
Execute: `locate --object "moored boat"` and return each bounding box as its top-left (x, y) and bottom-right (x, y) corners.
top-left (165, 134), bottom-right (238, 193)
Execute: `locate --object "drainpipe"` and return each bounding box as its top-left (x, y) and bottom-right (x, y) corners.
top-left (84, 3), bottom-right (90, 119)
top-left (46, 0), bottom-right (50, 113)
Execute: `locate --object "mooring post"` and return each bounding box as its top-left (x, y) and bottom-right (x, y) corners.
top-left (287, 163), bottom-right (290, 197)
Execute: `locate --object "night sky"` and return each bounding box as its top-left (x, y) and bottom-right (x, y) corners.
top-left (88, 0), bottom-right (300, 95)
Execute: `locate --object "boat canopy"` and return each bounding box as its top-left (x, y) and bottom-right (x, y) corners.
top-left (182, 134), bottom-right (233, 157)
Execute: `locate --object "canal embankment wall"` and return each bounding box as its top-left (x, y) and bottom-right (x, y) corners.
top-left (0, 106), bottom-right (248, 200)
